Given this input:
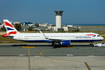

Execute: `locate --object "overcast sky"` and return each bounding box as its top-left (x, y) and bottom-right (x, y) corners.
top-left (0, 0), bottom-right (105, 24)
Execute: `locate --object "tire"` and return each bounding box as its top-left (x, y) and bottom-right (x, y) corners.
top-left (51, 41), bottom-right (55, 46)
top-left (90, 44), bottom-right (94, 47)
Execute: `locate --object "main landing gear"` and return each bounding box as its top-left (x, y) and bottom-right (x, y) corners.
top-left (51, 41), bottom-right (61, 48)
top-left (89, 42), bottom-right (94, 47)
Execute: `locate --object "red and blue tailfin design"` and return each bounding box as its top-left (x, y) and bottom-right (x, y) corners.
top-left (3, 19), bottom-right (20, 36)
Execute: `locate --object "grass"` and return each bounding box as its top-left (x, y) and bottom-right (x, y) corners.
top-left (102, 36), bottom-right (105, 42)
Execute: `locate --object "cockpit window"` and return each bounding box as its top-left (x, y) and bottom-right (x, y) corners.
top-left (97, 35), bottom-right (100, 37)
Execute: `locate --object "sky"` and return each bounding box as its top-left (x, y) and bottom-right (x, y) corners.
top-left (0, 0), bottom-right (105, 24)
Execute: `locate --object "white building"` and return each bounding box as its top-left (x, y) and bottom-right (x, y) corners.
top-left (48, 26), bottom-right (68, 31)
top-left (13, 22), bottom-right (20, 25)
top-left (67, 25), bottom-right (73, 27)
top-left (39, 23), bottom-right (48, 27)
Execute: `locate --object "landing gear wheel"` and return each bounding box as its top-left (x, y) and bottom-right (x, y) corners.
top-left (51, 42), bottom-right (54, 46)
top-left (89, 42), bottom-right (94, 47)
top-left (90, 43), bottom-right (94, 47)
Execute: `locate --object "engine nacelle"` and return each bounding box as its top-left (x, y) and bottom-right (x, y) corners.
top-left (61, 40), bottom-right (71, 46)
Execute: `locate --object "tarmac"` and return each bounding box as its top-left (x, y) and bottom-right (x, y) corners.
top-left (0, 56), bottom-right (105, 70)
top-left (0, 43), bottom-right (105, 70)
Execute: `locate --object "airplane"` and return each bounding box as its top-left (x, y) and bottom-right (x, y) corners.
top-left (2, 19), bottom-right (104, 47)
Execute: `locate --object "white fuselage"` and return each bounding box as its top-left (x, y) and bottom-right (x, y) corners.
top-left (13, 33), bottom-right (104, 42)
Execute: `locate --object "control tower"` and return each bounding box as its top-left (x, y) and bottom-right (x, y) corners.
top-left (55, 11), bottom-right (63, 31)
top-left (48, 11), bottom-right (68, 31)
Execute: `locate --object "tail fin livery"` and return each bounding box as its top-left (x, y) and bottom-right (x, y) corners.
top-left (3, 19), bottom-right (20, 36)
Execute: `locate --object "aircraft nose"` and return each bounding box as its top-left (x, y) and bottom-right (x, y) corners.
top-left (101, 36), bottom-right (104, 40)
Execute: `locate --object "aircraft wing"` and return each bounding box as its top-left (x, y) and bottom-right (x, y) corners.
top-left (46, 37), bottom-right (69, 41)
top-left (37, 29), bottom-right (69, 41)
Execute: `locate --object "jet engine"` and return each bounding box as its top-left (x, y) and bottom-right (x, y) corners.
top-left (61, 40), bottom-right (71, 46)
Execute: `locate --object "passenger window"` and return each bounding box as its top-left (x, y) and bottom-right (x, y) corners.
top-left (97, 35), bottom-right (100, 37)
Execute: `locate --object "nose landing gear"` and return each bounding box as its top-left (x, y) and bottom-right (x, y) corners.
top-left (89, 42), bottom-right (94, 47)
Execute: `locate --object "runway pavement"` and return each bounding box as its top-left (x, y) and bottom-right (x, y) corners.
top-left (0, 43), bottom-right (105, 70)
top-left (0, 43), bottom-right (105, 56)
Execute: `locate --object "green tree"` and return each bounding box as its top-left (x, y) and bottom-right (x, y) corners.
top-left (28, 27), bottom-right (33, 31)
top-left (35, 23), bottom-right (39, 27)
top-left (14, 24), bottom-right (21, 30)
top-left (75, 29), bottom-right (80, 32)
top-left (0, 26), bottom-right (6, 31)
